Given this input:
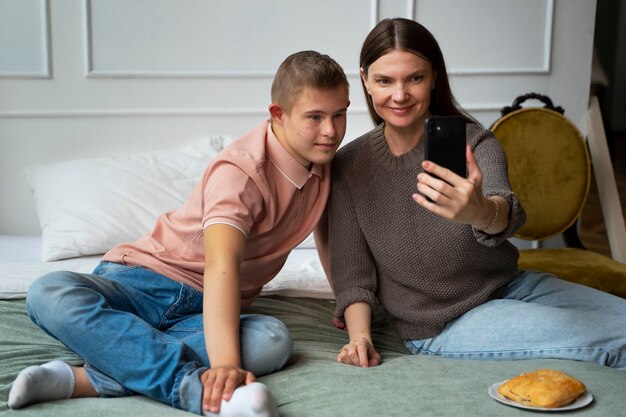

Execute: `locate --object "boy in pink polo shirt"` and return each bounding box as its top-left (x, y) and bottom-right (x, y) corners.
top-left (9, 51), bottom-right (349, 417)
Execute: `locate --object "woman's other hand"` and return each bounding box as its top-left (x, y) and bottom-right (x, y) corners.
top-left (336, 338), bottom-right (381, 368)
top-left (332, 312), bottom-right (347, 330)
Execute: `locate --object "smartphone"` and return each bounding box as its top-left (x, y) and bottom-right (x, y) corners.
top-left (424, 115), bottom-right (467, 180)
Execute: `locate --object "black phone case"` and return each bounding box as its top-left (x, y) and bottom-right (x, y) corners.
top-left (424, 116), bottom-right (467, 179)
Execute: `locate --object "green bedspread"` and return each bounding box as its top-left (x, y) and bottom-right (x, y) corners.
top-left (1, 296), bottom-right (625, 416)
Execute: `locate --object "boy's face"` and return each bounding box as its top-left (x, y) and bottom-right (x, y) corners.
top-left (271, 86), bottom-right (349, 167)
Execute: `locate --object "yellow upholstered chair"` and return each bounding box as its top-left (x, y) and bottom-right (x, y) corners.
top-left (491, 93), bottom-right (626, 298)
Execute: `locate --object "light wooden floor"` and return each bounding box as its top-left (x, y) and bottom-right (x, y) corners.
top-left (579, 133), bottom-right (626, 257)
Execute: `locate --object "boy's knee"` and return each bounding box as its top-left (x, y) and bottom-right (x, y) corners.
top-left (241, 315), bottom-right (293, 376)
top-left (265, 317), bottom-right (293, 361)
top-left (28, 271), bottom-right (74, 299)
top-left (26, 271), bottom-right (80, 318)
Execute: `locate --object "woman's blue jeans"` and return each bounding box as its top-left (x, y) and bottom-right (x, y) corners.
top-left (26, 261), bottom-right (293, 414)
top-left (404, 270), bottom-right (626, 369)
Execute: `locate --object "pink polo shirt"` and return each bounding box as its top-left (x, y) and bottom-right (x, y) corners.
top-left (103, 120), bottom-right (330, 305)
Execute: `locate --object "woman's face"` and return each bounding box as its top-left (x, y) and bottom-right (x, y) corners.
top-left (361, 49), bottom-right (436, 133)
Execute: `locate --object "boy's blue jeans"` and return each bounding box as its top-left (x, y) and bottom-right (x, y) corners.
top-left (404, 270), bottom-right (626, 370)
top-left (26, 261), bottom-right (293, 414)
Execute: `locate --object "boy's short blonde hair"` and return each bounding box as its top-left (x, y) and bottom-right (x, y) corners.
top-left (271, 51), bottom-right (349, 113)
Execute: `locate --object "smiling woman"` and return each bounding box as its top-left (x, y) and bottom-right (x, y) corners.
top-left (326, 17), bottom-right (626, 374)
top-left (360, 50), bottom-right (435, 155)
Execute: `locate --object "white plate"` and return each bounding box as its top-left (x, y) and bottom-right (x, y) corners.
top-left (488, 380), bottom-right (593, 412)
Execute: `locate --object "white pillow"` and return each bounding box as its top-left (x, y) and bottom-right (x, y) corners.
top-left (296, 233), bottom-right (316, 249)
top-left (262, 248), bottom-right (332, 298)
top-left (24, 137), bottom-right (227, 261)
top-left (0, 237), bottom-right (333, 300)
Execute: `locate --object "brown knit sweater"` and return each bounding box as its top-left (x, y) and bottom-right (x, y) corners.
top-left (329, 123), bottom-right (526, 340)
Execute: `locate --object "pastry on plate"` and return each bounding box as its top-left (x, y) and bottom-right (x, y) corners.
top-left (497, 369), bottom-right (586, 408)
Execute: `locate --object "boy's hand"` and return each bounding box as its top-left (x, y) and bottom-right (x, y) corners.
top-left (336, 338), bottom-right (381, 368)
top-left (200, 365), bottom-right (255, 414)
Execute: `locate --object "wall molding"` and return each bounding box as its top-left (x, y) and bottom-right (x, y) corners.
top-left (83, 0), bottom-right (553, 79)
top-left (0, 107), bottom-right (372, 118)
top-left (0, 104), bottom-right (504, 119)
top-left (370, 0), bottom-right (379, 28)
top-left (411, 0), bottom-right (554, 75)
top-left (1, 108), bottom-right (270, 118)
top-left (406, 0), bottom-right (415, 20)
top-left (82, 0), bottom-right (368, 79)
top-left (0, 0), bottom-right (52, 79)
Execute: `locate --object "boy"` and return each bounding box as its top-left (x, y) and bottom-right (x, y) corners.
top-left (8, 50), bottom-right (349, 417)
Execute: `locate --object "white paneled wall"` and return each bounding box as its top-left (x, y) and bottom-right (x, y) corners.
top-left (86, 0), bottom-right (368, 78)
top-left (0, 0), bottom-right (597, 235)
top-left (0, 0), bottom-right (51, 78)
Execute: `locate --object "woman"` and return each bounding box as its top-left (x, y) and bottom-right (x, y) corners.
top-left (329, 18), bottom-right (626, 369)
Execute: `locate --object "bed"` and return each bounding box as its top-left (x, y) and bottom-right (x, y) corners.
top-left (1, 138), bottom-right (625, 417)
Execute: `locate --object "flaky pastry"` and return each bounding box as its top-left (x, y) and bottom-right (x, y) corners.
top-left (498, 369), bottom-right (586, 408)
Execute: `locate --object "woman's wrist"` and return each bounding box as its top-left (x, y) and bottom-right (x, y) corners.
top-left (476, 197), bottom-right (499, 232)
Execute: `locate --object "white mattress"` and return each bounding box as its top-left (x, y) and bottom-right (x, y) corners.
top-left (0, 236), bottom-right (334, 300)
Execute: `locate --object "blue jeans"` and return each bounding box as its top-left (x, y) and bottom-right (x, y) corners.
top-left (404, 270), bottom-right (626, 369)
top-left (26, 261), bottom-right (293, 414)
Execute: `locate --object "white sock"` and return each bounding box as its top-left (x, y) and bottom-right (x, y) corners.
top-left (204, 382), bottom-right (278, 417)
top-left (8, 360), bottom-right (75, 409)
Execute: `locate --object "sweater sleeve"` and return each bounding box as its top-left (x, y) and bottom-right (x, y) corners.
top-left (469, 126), bottom-right (526, 247)
top-left (328, 160), bottom-right (379, 318)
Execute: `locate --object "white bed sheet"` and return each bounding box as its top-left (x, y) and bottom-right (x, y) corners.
top-left (0, 236), bottom-right (334, 300)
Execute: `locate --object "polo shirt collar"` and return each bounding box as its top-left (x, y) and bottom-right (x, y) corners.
top-left (266, 122), bottom-right (322, 189)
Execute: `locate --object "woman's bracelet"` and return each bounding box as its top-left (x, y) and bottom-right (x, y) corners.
top-left (476, 197), bottom-right (499, 231)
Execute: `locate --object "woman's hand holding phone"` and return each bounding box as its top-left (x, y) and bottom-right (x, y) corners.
top-left (413, 145), bottom-right (493, 227)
